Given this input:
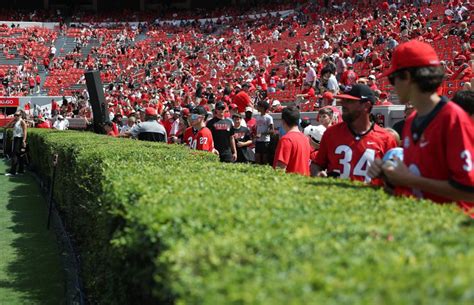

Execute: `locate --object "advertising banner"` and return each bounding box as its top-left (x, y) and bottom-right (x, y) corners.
top-left (0, 97), bottom-right (20, 107)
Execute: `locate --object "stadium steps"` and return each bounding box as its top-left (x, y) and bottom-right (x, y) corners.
top-left (81, 38), bottom-right (99, 59)
top-left (54, 36), bottom-right (76, 58)
top-left (135, 33), bottom-right (148, 43)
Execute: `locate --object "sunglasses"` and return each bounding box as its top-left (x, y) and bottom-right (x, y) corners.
top-left (190, 114), bottom-right (201, 120)
top-left (216, 107), bottom-right (226, 111)
top-left (388, 70), bottom-right (405, 86)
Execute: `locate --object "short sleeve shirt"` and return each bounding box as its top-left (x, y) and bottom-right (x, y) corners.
top-left (315, 122), bottom-right (398, 184)
top-left (184, 127), bottom-right (214, 152)
top-left (255, 113), bottom-right (274, 142)
top-left (273, 131), bottom-right (311, 176)
top-left (396, 100), bottom-right (474, 212)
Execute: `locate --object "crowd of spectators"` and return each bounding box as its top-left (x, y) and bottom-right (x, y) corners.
top-left (1, 0), bottom-right (473, 214)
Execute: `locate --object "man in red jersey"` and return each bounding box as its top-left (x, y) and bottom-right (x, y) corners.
top-left (273, 106), bottom-right (311, 176)
top-left (368, 40), bottom-right (474, 214)
top-left (314, 84), bottom-right (397, 184)
top-left (183, 106), bottom-right (215, 153)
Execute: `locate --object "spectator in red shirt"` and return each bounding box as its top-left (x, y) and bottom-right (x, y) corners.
top-left (273, 106), bottom-right (311, 176)
top-left (232, 83), bottom-right (253, 113)
top-left (36, 116), bottom-right (51, 129)
top-left (340, 65), bottom-right (358, 87)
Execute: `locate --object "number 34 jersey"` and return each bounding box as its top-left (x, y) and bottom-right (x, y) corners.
top-left (315, 122), bottom-right (398, 185)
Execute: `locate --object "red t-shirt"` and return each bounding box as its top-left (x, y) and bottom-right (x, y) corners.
top-left (36, 121), bottom-right (51, 129)
top-left (274, 131), bottom-right (311, 176)
top-left (184, 127), bottom-right (214, 152)
top-left (232, 91), bottom-right (252, 113)
top-left (396, 101), bottom-right (474, 214)
top-left (315, 122), bottom-right (398, 184)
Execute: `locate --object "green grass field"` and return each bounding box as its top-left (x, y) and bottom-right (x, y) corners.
top-left (0, 161), bottom-right (65, 305)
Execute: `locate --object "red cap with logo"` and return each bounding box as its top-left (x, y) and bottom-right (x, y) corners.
top-left (382, 40), bottom-right (440, 77)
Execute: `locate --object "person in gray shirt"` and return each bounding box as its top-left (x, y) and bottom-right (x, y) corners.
top-left (129, 107), bottom-right (167, 142)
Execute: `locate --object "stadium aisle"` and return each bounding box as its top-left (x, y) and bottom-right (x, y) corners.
top-left (0, 161), bottom-right (64, 305)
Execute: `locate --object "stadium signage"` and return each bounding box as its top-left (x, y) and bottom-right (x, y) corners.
top-left (0, 97), bottom-right (20, 107)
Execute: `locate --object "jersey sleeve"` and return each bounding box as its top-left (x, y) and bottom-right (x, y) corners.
top-left (197, 129), bottom-right (214, 152)
top-left (273, 137), bottom-right (292, 168)
top-left (314, 129), bottom-right (330, 169)
top-left (446, 113), bottom-right (474, 192)
top-left (385, 131), bottom-right (399, 152)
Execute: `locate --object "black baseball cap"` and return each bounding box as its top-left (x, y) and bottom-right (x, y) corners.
top-left (334, 84), bottom-right (376, 104)
top-left (215, 101), bottom-right (226, 110)
top-left (192, 106), bottom-right (208, 116)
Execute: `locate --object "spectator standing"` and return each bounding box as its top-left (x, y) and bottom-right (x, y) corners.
top-left (369, 40), bottom-right (474, 213)
top-left (232, 113), bottom-right (253, 163)
top-left (184, 106), bottom-right (215, 152)
top-left (273, 106), bottom-right (311, 176)
top-left (244, 106), bottom-right (257, 131)
top-left (5, 111), bottom-right (27, 176)
top-left (206, 101), bottom-right (237, 162)
top-left (129, 107), bottom-right (167, 142)
top-left (314, 84), bottom-right (397, 183)
top-left (254, 100), bottom-right (274, 165)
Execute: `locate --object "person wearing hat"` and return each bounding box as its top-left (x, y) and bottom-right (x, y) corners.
top-left (53, 115), bottom-right (69, 130)
top-left (368, 40), bottom-right (474, 212)
top-left (320, 91), bottom-right (335, 107)
top-left (183, 106), bottom-right (215, 152)
top-left (232, 82), bottom-right (253, 114)
top-left (36, 115), bottom-right (51, 129)
top-left (206, 101), bottom-right (237, 162)
top-left (128, 107), bottom-right (167, 142)
top-left (271, 100), bottom-right (283, 113)
top-left (313, 84), bottom-right (397, 182)
top-left (229, 104), bottom-right (247, 127)
top-left (273, 106), bottom-right (311, 176)
top-left (244, 106), bottom-right (256, 131)
top-left (367, 75), bottom-right (378, 91)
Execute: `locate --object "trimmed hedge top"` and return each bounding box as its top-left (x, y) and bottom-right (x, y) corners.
top-left (27, 129), bottom-right (474, 305)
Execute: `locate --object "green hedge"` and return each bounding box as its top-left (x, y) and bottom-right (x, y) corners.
top-left (26, 129), bottom-right (474, 305)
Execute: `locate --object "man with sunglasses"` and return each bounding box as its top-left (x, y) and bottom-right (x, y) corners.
top-left (206, 102), bottom-right (237, 162)
top-left (368, 40), bottom-right (474, 213)
top-left (183, 106), bottom-right (215, 153)
top-left (313, 84), bottom-right (397, 184)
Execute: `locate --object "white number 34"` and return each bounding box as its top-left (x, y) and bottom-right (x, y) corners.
top-left (461, 150), bottom-right (472, 172)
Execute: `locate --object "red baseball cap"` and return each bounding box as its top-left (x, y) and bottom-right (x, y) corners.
top-left (181, 108), bottom-right (190, 117)
top-left (382, 40), bottom-right (440, 77)
top-left (322, 91), bottom-right (334, 100)
top-left (145, 107), bottom-right (157, 116)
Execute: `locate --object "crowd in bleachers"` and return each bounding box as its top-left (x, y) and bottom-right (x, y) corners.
top-left (2, 0), bottom-right (474, 213)
top-left (0, 0), bottom-right (471, 132)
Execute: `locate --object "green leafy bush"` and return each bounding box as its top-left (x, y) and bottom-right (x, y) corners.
top-left (26, 129), bottom-right (474, 305)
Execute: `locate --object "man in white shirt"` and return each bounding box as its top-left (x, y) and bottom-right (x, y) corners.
top-left (53, 115), bottom-right (69, 130)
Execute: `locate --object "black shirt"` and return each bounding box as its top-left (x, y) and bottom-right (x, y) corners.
top-left (233, 125), bottom-right (252, 162)
top-left (207, 117), bottom-right (234, 156)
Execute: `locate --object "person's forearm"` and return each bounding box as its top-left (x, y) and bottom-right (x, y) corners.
top-left (230, 137), bottom-right (237, 154)
top-left (406, 175), bottom-right (474, 202)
